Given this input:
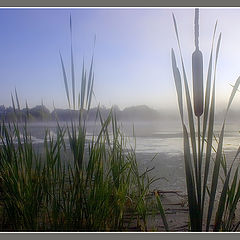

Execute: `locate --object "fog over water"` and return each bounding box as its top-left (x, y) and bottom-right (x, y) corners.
top-left (2, 7), bottom-right (240, 203)
top-left (15, 118), bottom-right (240, 192)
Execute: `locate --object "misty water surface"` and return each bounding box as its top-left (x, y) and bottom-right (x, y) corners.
top-left (9, 119), bottom-right (240, 192)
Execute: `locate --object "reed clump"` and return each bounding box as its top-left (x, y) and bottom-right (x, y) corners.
top-left (0, 16), bottom-right (167, 231)
top-left (0, 107), bottom-right (160, 231)
top-left (172, 8), bottom-right (240, 231)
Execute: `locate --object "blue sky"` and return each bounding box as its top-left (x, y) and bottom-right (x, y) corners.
top-left (1, 8), bottom-right (240, 111)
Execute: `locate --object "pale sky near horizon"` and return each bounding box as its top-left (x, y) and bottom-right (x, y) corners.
top-left (1, 8), bottom-right (240, 112)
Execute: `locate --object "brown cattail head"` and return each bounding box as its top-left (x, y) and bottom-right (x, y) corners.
top-left (192, 49), bottom-right (203, 116)
top-left (192, 8), bottom-right (203, 117)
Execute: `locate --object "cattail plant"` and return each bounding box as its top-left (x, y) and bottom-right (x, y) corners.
top-left (172, 8), bottom-right (240, 231)
top-left (192, 8), bottom-right (204, 117)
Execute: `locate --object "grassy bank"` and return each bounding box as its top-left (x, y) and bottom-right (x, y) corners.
top-left (0, 16), bottom-right (169, 231)
top-left (0, 113), bottom-right (163, 231)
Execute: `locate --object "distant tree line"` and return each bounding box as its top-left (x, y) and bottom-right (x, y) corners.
top-left (0, 104), bottom-right (182, 122)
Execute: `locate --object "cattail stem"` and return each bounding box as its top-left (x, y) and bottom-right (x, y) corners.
top-left (195, 8), bottom-right (199, 50)
top-left (197, 116), bottom-right (202, 229)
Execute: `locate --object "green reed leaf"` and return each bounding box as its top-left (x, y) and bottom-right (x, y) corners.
top-left (201, 21), bottom-right (217, 159)
top-left (60, 51), bottom-right (70, 108)
top-left (70, 15), bottom-right (76, 110)
top-left (172, 13), bottom-right (198, 190)
top-left (155, 191), bottom-right (169, 231)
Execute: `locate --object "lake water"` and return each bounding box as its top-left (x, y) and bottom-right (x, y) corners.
top-left (9, 119), bottom-right (240, 193)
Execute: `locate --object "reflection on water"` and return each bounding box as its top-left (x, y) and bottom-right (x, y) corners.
top-left (7, 120), bottom-right (240, 192)
top-left (7, 120), bottom-right (240, 153)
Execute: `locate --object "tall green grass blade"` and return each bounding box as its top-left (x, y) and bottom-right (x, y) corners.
top-left (96, 109), bottom-right (112, 146)
top-left (214, 165), bottom-right (232, 231)
top-left (172, 14), bottom-right (198, 191)
top-left (202, 30), bottom-right (219, 222)
top-left (80, 59), bottom-right (86, 110)
top-left (11, 93), bottom-right (16, 116)
top-left (78, 92), bottom-right (80, 110)
top-left (201, 22), bottom-right (217, 156)
top-left (155, 191), bottom-right (169, 231)
top-left (200, 23), bottom-right (217, 215)
top-left (171, 49), bottom-right (183, 121)
top-left (183, 124), bottom-right (199, 231)
top-left (87, 56), bottom-right (94, 108)
top-left (70, 15), bottom-right (76, 110)
top-left (25, 101), bottom-right (30, 119)
top-left (202, 78), bottom-right (215, 220)
top-left (60, 52), bottom-right (71, 108)
top-left (88, 74), bottom-right (94, 111)
top-left (172, 47), bottom-right (198, 231)
top-left (203, 34), bottom-right (222, 231)
top-left (15, 88), bottom-right (20, 112)
top-left (225, 79), bottom-right (240, 119)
